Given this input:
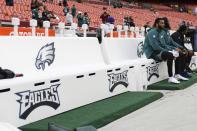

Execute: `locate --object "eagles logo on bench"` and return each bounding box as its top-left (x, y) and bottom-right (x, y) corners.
top-left (137, 41), bottom-right (144, 58)
top-left (35, 42), bottom-right (55, 70)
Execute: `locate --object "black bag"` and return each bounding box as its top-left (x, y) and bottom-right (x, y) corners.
top-left (0, 67), bottom-right (15, 79)
top-left (48, 123), bottom-right (72, 131)
top-left (75, 126), bottom-right (97, 131)
top-left (48, 123), bottom-right (97, 131)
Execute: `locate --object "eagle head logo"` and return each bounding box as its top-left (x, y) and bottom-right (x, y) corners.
top-left (137, 41), bottom-right (144, 58)
top-left (35, 42), bottom-right (55, 70)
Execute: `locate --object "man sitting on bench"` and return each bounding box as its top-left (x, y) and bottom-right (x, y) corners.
top-left (144, 18), bottom-right (188, 84)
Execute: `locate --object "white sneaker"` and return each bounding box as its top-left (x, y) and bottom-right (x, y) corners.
top-left (168, 77), bottom-right (180, 84)
top-left (174, 74), bottom-right (189, 81)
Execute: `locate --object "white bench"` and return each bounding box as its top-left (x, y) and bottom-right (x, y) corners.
top-left (101, 37), bottom-right (169, 88)
top-left (0, 36), bottom-right (129, 127)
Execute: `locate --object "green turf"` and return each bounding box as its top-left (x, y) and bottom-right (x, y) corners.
top-left (148, 72), bottom-right (197, 90)
top-left (20, 91), bottom-right (163, 131)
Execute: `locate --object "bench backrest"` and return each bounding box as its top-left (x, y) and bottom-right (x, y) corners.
top-left (0, 36), bottom-right (105, 74)
top-left (101, 38), bottom-right (145, 64)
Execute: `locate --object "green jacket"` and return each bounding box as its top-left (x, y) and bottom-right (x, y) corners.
top-left (32, 9), bottom-right (40, 20)
top-left (77, 14), bottom-right (83, 27)
top-left (83, 17), bottom-right (90, 26)
top-left (157, 29), bottom-right (174, 51)
top-left (143, 28), bottom-right (169, 59)
top-left (163, 28), bottom-right (183, 50)
top-left (71, 7), bottom-right (76, 16)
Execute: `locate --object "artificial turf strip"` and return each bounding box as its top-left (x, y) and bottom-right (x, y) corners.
top-left (147, 72), bottom-right (197, 90)
top-left (20, 91), bottom-right (163, 131)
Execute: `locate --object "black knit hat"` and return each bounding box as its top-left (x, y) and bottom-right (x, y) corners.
top-left (178, 25), bottom-right (187, 32)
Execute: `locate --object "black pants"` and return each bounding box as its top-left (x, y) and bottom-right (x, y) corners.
top-left (186, 55), bottom-right (192, 64)
top-left (175, 53), bottom-right (186, 74)
top-left (150, 51), bottom-right (174, 77)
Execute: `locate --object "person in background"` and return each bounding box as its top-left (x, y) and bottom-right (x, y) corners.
top-left (123, 17), bottom-right (128, 26)
top-left (190, 21), bottom-right (193, 26)
top-left (144, 21), bottom-right (151, 33)
top-left (83, 12), bottom-right (90, 26)
top-left (48, 11), bottom-right (57, 20)
top-left (10, 0), bottom-right (13, 6)
top-left (33, 0), bottom-right (40, 9)
top-left (42, 6), bottom-right (57, 23)
top-left (32, 6), bottom-right (42, 28)
top-left (6, 0), bottom-right (13, 6)
top-left (31, 0), bottom-right (36, 10)
top-left (117, 1), bottom-right (123, 8)
top-left (181, 20), bottom-right (186, 26)
top-left (100, 11), bottom-right (109, 24)
top-left (186, 21), bottom-right (190, 27)
top-left (77, 11), bottom-right (83, 27)
top-left (126, 2), bottom-right (130, 8)
top-left (31, 0), bottom-right (40, 10)
top-left (71, 5), bottom-right (76, 18)
top-left (63, 0), bottom-right (68, 7)
top-left (104, 15), bottom-right (115, 37)
top-left (113, 1), bottom-right (117, 8)
top-left (66, 11), bottom-right (73, 25)
top-left (6, 0), bottom-right (9, 6)
top-left (63, 6), bottom-right (69, 16)
top-left (32, 6), bottom-right (40, 20)
top-left (42, 6), bottom-right (50, 21)
top-left (127, 16), bottom-right (135, 27)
